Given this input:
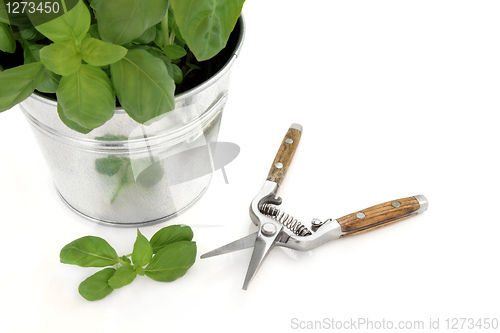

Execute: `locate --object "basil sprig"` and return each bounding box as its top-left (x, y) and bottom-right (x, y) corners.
top-left (0, 0), bottom-right (245, 133)
top-left (60, 225), bottom-right (196, 301)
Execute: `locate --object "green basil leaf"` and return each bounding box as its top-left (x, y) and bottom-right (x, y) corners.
top-left (95, 155), bottom-right (123, 176)
top-left (171, 0), bottom-right (244, 61)
top-left (174, 25), bottom-right (186, 45)
top-left (19, 28), bottom-right (37, 41)
top-left (57, 103), bottom-right (92, 134)
top-left (0, 62), bottom-right (44, 112)
top-left (132, 229), bottom-right (153, 267)
top-left (92, 0), bottom-right (168, 45)
top-left (167, 7), bottom-right (175, 31)
top-left (126, 44), bottom-right (150, 51)
top-left (40, 40), bottom-right (82, 76)
top-left (120, 255), bottom-right (131, 265)
top-left (150, 225), bottom-right (194, 254)
top-left (37, 69), bottom-right (61, 93)
top-left (23, 42), bottom-right (42, 64)
top-left (0, 22), bottom-right (16, 53)
top-left (153, 24), bottom-right (163, 48)
top-left (19, 27), bottom-right (44, 41)
top-left (0, 1), bottom-right (9, 24)
top-left (60, 235), bottom-right (119, 267)
top-left (171, 63), bottom-right (182, 84)
top-left (81, 38), bottom-right (128, 67)
top-left (146, 47), bottom-right (176, 82)
top-left (133, 26), bottom-right (156, 44)
top-left (164, 61), bottom-right (173, 81)
top-left (135, 265), bottom-right (145, 276)
top-left (23, 42), bottom-right (62, 93)
top-left (57, 64), bottom-right (115, 129)
top-left (88, 24), bottom-right (101, 40)
top-left (108, 265), bottom-right (136, 289)
top-left (4, 3), bottom-right (31, 28)
top-left (110, 49), bottom-right (175, 124)
top-left (146, 46), bottom-right (167, 61)
top-left (35, 0), bottom-right (90, 42)
top-left (185, 62), bottom-right (200, 77)
top-left (144, 241), bottom-right (196, 282)
top-left (162, 44), bottom-right (186, 60)
top-left (78, 267), bottom-right (115, 301)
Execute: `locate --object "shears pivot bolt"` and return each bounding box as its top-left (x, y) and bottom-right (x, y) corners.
top-left (261, 223), bottom-right (277, 236)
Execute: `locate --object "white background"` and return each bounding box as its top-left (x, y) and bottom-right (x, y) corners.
top-left (1, 1), bottom-right (499, 332)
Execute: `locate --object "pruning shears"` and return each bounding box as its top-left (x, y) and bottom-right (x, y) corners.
top-left (201, 124), bottom-right (428, 290)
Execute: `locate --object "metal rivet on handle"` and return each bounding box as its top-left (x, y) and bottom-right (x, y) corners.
top-left (392, 201), bottom-right (401, 208)
top-left (285, 138), bottom-right (294, 144)
top-left (261, 223), bottom-right (277, 236)
top-left (275, 162), bottom-right (283, 169)
top-left (356, 212), bottom-right (365, 219)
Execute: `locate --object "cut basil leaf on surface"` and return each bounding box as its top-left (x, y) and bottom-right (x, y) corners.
top-left (150, 225), bottom-right (194, 254)
top-left (78, 268), bottom-right (116, 301)
top-left (145, 241), bottom-right (196, 282)
top-left (132, 229), bottom-right (154, 267)
top-left (108, 265), bottom-right (137, 289)
top-left (60, 235), bottom-right (120, 267)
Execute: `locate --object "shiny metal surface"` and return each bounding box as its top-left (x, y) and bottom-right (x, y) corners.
top-left (199, 124), bottom-right (344, 290)
top-left (310, 218), bottom-right (332, 232)
top-left (18, 19), bottom-right (245, 226)
top-left (261, 223), bottom-right (277, 236)
top-left (200, 122), bottom-right (429, 290)
top-left (242, 229), bottom-right (282, 290)
top-left (201, 178), bottom-right (344, 289)
top-left (243, 180), bottom-right (286, 289)
top-left (356, 212), bottom-right (366, 219)
top-left (290, 123), bottom-right (303, 132)
top-left (200, 232), bottom-right (257, 259)
top-left (259, 203), bottom-right (312, 236)
top-left (414, 195), bottom-right (429, 214)
top-left (392, 200), bottom-right (401, 208)
top-left (277, 219), bottom-right (344, 251)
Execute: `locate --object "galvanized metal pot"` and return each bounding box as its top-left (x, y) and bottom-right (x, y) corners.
top-left (18, 19), bottom-right (245, 226)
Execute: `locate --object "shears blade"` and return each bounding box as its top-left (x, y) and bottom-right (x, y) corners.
top-left (200, 232), bottom-right (257, 259)
top-left (242, 229), bottom-right (283, 290)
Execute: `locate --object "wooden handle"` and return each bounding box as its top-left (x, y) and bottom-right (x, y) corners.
top-left (267, 124), bottom-right (302, 185)
top-left (338, 195), bottom-right (428, 238)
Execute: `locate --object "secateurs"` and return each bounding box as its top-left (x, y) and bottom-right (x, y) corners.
top-left (201, 124), bottom-right (428, 290)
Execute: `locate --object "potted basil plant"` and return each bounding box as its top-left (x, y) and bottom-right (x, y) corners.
top-left (0, 0), bottom-right (245, 225)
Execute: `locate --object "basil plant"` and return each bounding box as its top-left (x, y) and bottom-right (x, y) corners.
top-left (0, 0), bottom-right (244, 133)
